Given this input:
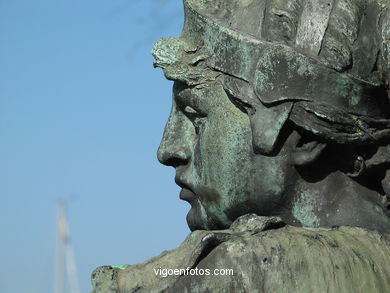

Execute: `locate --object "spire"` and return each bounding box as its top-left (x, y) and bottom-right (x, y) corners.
top-left (55, 200), bottom-right (80, 293)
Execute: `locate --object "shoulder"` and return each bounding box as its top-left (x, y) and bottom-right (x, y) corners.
top-left (170, 225), bottom-right (390, 293)
top-left (91, 215), bottom-right (390, 293)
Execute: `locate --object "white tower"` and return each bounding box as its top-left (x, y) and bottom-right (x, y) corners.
top-left (55, 200), bottom-right (80, 293)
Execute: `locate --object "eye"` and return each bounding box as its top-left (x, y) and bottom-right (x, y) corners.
top-left (183, 106), bottom-right (205, 134)
top-left (184, 106), bottom-right (199, 115)
top-left (183, 105), bottom-right (206, 118)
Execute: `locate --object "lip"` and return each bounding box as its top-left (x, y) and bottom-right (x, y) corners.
top-left (179, 188), bottom-right (196, 202)
top-left (175, 176), bottom-right (196, 202)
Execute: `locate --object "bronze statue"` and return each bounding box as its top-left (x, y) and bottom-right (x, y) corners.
top-left (92, 0), bottom-right (390, 292)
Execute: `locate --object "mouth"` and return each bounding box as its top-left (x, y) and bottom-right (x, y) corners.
top-left (179, 188), bottom-right (196, 202)
top-left (175, 177), bottom-right (197, 203)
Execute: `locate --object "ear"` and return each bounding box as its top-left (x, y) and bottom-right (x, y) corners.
top-left (290, 132), bottom-right (327, 166)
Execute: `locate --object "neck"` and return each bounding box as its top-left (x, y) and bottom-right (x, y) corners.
top-left (281, 170), bottom-right (390, 234)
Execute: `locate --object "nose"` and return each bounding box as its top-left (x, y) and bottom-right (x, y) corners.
top-left (157, 104), bottom-right (193, 167)
top-left (158, 146), bottom-right (189, 167)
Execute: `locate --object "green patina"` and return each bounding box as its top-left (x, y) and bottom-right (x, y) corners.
top-left (93, 0), bottom-right (390, 291)
top-left (110, 264), bottom-right (129, 270)
top-left (292, 191), bottom-right (320, 228)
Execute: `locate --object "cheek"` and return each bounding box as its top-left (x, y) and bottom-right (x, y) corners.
top-left (197, 114), bottom-right (255, 198)
top-left (250, 154), bottom-right (289, 212)
top-left (260, 158), bottom-right (287, 195)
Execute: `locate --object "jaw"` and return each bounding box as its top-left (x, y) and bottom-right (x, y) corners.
top-left (186, 199), bottom-right (232, 231)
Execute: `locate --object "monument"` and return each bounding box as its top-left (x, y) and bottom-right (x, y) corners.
top-left (92, 0), bottom-right (390, 292)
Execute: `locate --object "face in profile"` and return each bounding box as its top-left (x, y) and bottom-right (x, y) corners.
top-left (157, 81), bottom-right (292, 231)
top-left (151, 0), bottom-right (390, 234)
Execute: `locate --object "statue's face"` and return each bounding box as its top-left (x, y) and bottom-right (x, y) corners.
top-left (158, 81), bottom-right (291, 231)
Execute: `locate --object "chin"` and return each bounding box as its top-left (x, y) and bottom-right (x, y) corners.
top-left (186, 202), bottom-right (229, 231)
top-left (186, 206), bottom-right (207, 231)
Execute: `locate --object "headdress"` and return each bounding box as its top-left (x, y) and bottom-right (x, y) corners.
top-left (153, 0), bottom-right (390, 155)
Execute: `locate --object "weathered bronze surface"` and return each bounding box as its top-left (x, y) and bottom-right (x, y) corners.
top-left (92, 0), bottom-right (390, 292)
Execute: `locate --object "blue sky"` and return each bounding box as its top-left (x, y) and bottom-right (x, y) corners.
top-left (0, 1), bottom-right (189, 292)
